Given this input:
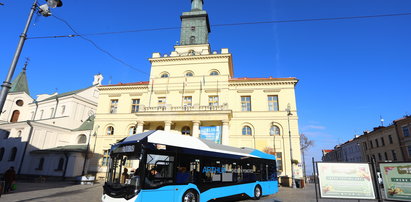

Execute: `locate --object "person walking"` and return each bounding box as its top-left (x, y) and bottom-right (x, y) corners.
top-left (4, 167), bottom-right (16, 193)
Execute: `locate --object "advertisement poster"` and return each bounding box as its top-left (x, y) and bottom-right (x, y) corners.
top-left (317, 162), bottom-right (376, 199)
top-left (199, 126), bottom-right (221, 144)
top-left (380, 162), bottom-right (411, 201)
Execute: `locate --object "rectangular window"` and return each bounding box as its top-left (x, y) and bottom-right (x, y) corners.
top-left (408, 146), bottom-right (411, 156)
top-left (384, 152), bottom-right (388, 160)
top-left (241, 96), bottom-right (251, 111)
top-left (268, 95), bottom-right (279, 111)
top-left (403, 126), bottom-right (410, 137)
top-left (183, 96), bottom-right (192, 106)
top-left (389, 135), bottom-right (393, 144)
top-left (378, 153), bottom-right (382, 161)
top-left (158, 97), bottom-right (166, 106)
top-left (363, 142), bottom-right (367, 150)
top-left (131, 99), bottom-right (140, 113)
top-left (110, 99), bottom-right (118, 113)
top-left (370, 141), bottom-right (373, 149)
top-left (381, 137), bottom-right (385, 146)
top-left (392, 150), bottom-right (397, 161)
top-left (102, 150), bottom-right (110, 166)
top-left (208, 96), bottom-right (218, 106)
top-left (276, 152), bottom-right (283, 171)
top-left (50, 108), bottom-right (54, 118)
top-left (367, 155), bottom-right (370, 162)
top-left (375, 139), bottom-right (379, 147)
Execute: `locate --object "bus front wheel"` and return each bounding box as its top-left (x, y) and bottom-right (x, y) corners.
top-left (253, 185), bottom-right (262, 200)
top-left (182, 189), bottom-right (198, 202)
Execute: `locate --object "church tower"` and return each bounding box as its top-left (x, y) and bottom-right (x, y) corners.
top-left (180, 0), bottom-right (211, 45)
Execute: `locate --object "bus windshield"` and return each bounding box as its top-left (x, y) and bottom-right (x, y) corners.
top-left (104, 153), bottom-right (141, 200)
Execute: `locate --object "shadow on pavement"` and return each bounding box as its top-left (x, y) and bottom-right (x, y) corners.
top-left (17, 186), bottom-right (97, 202)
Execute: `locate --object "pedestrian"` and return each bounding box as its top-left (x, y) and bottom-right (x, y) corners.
top-left (4, 167), bottom-right (16, 193)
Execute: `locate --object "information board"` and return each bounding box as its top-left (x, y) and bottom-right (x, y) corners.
top-left (317, 162), bottom-right (376, 199)
top-left (380, 162), bottom-right (411, 201)
top-left (199, 126), bottom-right (221, 144)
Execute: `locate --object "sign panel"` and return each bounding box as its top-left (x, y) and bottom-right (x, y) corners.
top-left (380, 162), bottom-right (411, 201)
top-left (199, 126), bottom-right (221, 144)
top-left (317, 162), bottom-right (376, 199)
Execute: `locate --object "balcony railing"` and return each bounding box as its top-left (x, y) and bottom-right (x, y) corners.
top-left (137, 104), bottom-right (228, 112)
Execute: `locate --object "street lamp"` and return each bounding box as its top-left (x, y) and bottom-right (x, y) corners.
top-left (286, 103), bottom-right (296, 188)
top-left (0, 0), bottom-right (63, 112)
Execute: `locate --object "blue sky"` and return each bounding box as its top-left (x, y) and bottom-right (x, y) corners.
top-left (1, 0), bottom-right (411, 174)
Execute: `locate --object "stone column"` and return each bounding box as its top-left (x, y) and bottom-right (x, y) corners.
top-left (222, 120), bottom-right (229, 145)
top-left (192, 121), bottom-right (201, 138)
top-left (136, 121), bottom-right (144, 133)
top-left (164, 121), bottom-right (172, 131)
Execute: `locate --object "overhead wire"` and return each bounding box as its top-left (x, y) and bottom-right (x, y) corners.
top-left (51, 14), bottom-right (149, 75)
top-left (28, 12), bottom-right (411, 40)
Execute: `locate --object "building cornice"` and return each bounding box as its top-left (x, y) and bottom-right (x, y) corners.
top-left (149, 54), bottom-right (232, 63)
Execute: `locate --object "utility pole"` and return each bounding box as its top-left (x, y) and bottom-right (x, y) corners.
top-left (0, 0), bottom-right (38, 112)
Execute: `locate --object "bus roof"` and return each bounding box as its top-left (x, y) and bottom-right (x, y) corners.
top-left (116, 130), bottom-right (275, 160)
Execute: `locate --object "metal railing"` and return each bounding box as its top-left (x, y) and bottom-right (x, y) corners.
top-left (138, 103), bottom-right (228, 112)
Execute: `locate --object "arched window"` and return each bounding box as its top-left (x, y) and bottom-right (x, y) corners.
top-left (128, 126), bottom-right (136, 136)
top-left (106, 126), bottom-right (114, 135)
top-left (210, 71), bottom-right (219, 76)
top-left (242, 126), bottom-right (252, 136)
top-left (185, 71), bottom-right (194, 77)
top-left (77, 134), bottom-right (87, 144)
top-left (190, 36), bottom-right (196, 44)
top-left (160, 72), bottom-right (169, 78)
top-left (56, 158), bottom-right (64, 171)
top-left (156, 126), bottom-right (164, 130)
top-left (181, 126), bottom-right (191, 136)
top-left (10, 110), bottom-right (20, 123)
top-left (9, 147), bottom-right (17, 161)
top-left (37, 158), bottom-right (44, 170)
top-left (0, 147), bottom-right (4, 161)
top-left (270, 126), bottom-right (280, 136)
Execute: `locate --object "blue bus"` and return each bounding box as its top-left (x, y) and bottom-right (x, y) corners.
top-left (102, 130), bottom-right (278, 202)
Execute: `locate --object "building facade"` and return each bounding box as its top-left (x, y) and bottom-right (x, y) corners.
top-left (322, 116), bottom-right (411, 164)
top-left (91, 0), bottom-right (302, 180)
top-left (0, 68), bottom-right (102, 178)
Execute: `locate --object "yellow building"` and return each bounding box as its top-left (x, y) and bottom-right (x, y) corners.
top-left (91, 0), bottom-right (301, 180)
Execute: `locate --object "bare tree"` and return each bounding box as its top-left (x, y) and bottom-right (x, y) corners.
top-left (300, 133), bottom-right (314, 179)
top-left (300, 133), bottom-right (314, 151)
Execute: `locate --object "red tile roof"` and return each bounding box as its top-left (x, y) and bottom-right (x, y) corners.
top-left (102, 81), bottom-right (149, 87)
top-left (229, 77), bottom-right (297, 81)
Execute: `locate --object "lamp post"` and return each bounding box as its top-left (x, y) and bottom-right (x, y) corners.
top-left (286, 103), bottom-right (296, 188)
top-left (0, 0), bottom-right (63, 112)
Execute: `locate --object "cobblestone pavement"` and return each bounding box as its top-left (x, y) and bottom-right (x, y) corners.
top-left (1, 182), bottom-right (381, 202)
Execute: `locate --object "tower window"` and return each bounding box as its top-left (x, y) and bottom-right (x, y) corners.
top-left (16, 100), bottom-right (24, 106)
top-left (106, 126), bottom-right (114, 136)
top-left (10, 110), bottom-right (20, 123)
top-left (190, 36), bottom-right (195, 44)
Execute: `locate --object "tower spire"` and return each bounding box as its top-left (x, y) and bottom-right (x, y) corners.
top-left (191, 0), bottom-right (203, 11)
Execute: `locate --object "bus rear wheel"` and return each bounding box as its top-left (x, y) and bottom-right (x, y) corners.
top-left (182, 189), bottom-right (198, 202)
top-left (253, 185), bottom-right (262, 200)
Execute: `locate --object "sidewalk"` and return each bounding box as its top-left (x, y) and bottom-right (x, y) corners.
top-left (1, 181), bottom-right (103, 202)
